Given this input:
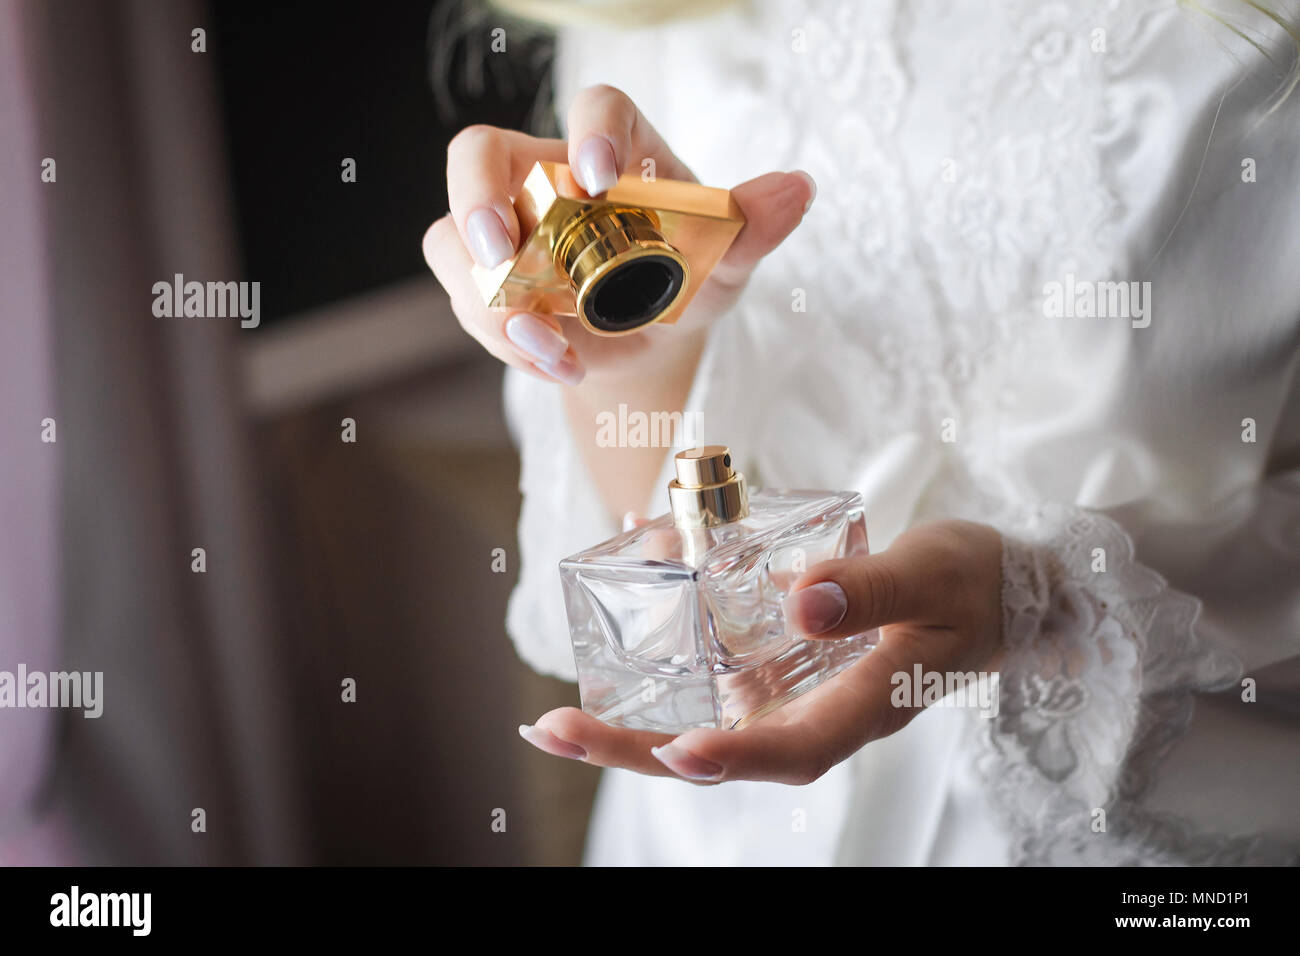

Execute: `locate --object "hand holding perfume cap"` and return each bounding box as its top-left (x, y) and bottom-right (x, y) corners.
top-left (471, 161), bottom-right (745, 336)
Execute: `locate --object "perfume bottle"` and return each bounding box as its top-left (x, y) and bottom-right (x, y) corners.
top-left (471, 161), bottom-right (744, 335)
top-left (560, 446), bottom-right (875, 732)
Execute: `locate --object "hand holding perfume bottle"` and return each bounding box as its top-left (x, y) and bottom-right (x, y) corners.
top-left (562, 446), bottom-right (877, 732)
top-left (525, 506), bottom-right (1005, 785)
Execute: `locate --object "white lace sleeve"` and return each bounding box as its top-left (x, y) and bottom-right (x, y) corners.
top-left (502, 368), bottom-right (617, 682)
top-left (976, 502), bottom-right (1280, 865)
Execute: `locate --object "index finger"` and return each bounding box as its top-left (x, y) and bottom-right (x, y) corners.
top-left (446, 125), bottom-right (567, 267)
top-left (565, 84), bottom-right (695, 194)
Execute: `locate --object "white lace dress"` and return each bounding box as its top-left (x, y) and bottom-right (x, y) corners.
top-left (503, 0), bottom-right (1300, 865)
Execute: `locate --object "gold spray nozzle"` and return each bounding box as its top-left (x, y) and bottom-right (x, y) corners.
top-left (669, 445), bottom-right (749, 528)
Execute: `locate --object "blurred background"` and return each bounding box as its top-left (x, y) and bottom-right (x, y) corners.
top-left (0, 0), bottom-right (599, 864)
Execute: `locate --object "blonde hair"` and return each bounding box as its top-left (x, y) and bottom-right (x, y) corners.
top-left (491, 0), bottom-right (1299, 108)
top-left (491, 0), bottom-right (738, 29)
top-left (1180, 0), bottom-right (1300, 110)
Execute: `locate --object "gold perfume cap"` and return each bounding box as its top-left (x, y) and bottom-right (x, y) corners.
top-left (555, 206), bottom-right (690, 334)
top-left (669, 445), bottom-right (749, 528)
top-left (470, 162), bottom-right (745, 337)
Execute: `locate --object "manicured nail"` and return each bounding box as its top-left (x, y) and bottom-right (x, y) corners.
top-left (782, 581), bottom-right (847, 636)
top-left (535, 353), bottom-right (585, 387)
top-left (519, 724), bottom-right (587, 760)
top-left (622, 511), bottom-right (638, 532)
top-left (792, 170), bottom-right (817, 214)
top-left (575, 136), bottom-right (619, 195)
top-left (465, 207), bottom-right (514, 268)
top-left (505, 312), bottom-right (569, 365)
top-left (651, 743), bottom-right (723, 781)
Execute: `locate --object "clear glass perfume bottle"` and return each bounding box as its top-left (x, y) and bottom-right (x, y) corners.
top-left (560, 446), bottom-right (875, 732)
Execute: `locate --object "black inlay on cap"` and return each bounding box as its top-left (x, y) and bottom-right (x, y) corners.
top-left (583, 255), bottom-right (685, 332)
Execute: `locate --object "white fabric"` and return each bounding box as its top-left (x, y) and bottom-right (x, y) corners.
top-left (506, 0), bottom-right (1300, 865)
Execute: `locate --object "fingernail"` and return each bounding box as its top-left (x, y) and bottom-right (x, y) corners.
top-left (575, 136), bottom-right (619, 195)
top-left (465, 207), bottom-right (515, 268)
top-left (622, 511), bottom-right (638, 532)
top-left (651, 743), bottom-right (723, 781)
top-left (519, 724), bottom-right (587, 760)
top-left (782, 581), bottom-right (847, 636)
top-left (535, 353), bottom-right (586, 387)
top-left (792, 170), bottom-right (817, 214)
top-left (505, 312), bottom-right (569, 365)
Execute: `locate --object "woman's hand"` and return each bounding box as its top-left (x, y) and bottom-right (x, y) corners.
top-left (519, 520), bottom-right (1005, 784)
top-left (422, 84), bottom-right (816, 387)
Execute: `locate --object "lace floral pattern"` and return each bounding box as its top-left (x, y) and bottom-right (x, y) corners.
top-left (696, 0), bottom-right (1180, 497)
top-left (978, 503), bottom-right (1265, 865)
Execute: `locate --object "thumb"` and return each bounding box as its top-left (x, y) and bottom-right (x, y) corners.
top-left (781, 550), bottom-right (916, 642)
top-left (709, 171), bottom-right (815, 289)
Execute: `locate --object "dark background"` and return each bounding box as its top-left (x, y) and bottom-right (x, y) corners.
top-left (210, 0), bottom-right (551, 323)
top-left (8, 0), bottom-right (597, 868)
